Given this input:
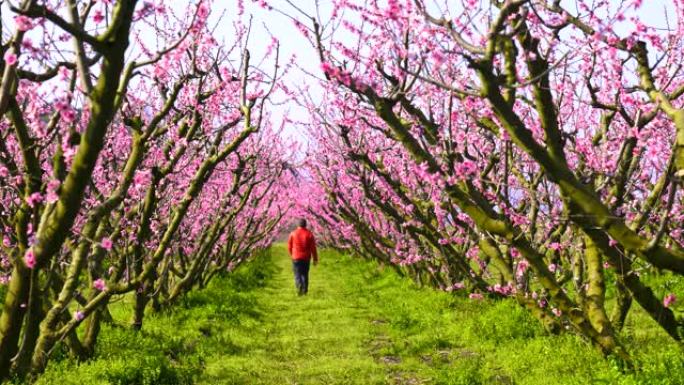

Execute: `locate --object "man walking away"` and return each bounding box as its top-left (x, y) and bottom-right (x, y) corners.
top-left (287, 219), bottom-right (318, 295)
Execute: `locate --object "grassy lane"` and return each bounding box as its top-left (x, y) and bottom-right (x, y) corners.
top-left (199, 244), bottom-right (389, 384)
top-left (38, 245), bottom-right (683, 385)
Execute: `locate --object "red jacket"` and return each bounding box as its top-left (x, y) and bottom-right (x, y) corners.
top-left (288, 227), bottom-right (318, 261)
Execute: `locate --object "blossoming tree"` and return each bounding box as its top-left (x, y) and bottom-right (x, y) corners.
top-left (0, 0), bottom-right (295, 380)
top-left (288, 0), bottom-right (684, 364)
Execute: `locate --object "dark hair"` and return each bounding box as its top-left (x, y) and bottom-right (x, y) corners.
top-left (298, 218), bottom-right (307, 228)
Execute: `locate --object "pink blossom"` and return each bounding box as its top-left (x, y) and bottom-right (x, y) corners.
top-left (93, 278), bottom-right (107, 291)
top-left (93, 10), bottom-right (105, 23)
top-left (61, 108), bottom-right (76, 123)
top-left (45, 190), bottom-right (59, 204)
top-left (663, 293), bottom-right (676, 308)
top-left (46, 180), bottom-right (61, 203)
top-left (256, 0), bottom-right (271, 10)
top-left (551, 308), bottom-right (562, 317)
top-left (133, 169), bottom-right (151, 189)
top-left (635, 22), bottom-right (647, 34)
top-left (197, 3), bottom-right (210, 18)
top-left (101, 238), bottom-right (113, 250)
top-left (24, 249), bottom-right (36, 269)
top-left (446, 282), bottom-right (465, 291)
top-left (14, 16), bottom-right (33, 31)
top-left (135, 1), bottom-right (156, 20)
top-left (4, 52), bottom-right (17, 66)
top-left (246, 92), bottom-right (260, 101)
top-left (515, 260), bottom-right (529, 278)
top-left (26, 192), bottom-right (43, 208)
top-left (63, 144), bottom-right (77, 163)
top-left (454, 160), bottom-right (478, 179)
top-left (490, 283), bottom-right (515, 296)
top-left (74, 311), bottom-right (85, 321)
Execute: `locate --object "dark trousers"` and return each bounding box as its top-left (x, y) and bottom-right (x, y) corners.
top-left (292, 259), bottom-right (311, 295)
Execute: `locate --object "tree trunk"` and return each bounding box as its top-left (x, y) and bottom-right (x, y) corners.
top-left (0, 265), bottom-right (31, 379)
top-left (610, 279), bottom-right (632, 332)
top-left (131, 289), bottom-right (150, 331)
top-left (583, 235), bottom-right (631, 365)
top-left (82, 304), bottom-right (103, 357)
top-left (11, 271), bottom-right (44, 379)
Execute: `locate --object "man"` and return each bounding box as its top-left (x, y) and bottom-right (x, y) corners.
top-left (287, 219), bottom-right (318, 295)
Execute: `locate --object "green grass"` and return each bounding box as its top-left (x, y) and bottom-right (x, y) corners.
top-left (37, 245), bottom-right (683, 384)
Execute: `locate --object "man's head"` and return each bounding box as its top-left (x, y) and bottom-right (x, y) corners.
top-left (298, 218), bottom-right (307, 228)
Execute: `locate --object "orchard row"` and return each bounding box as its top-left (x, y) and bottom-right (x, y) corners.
top-left (293, 0), bottom-right (684, 366)
top-left (0, 1), bottom-right (296, 381)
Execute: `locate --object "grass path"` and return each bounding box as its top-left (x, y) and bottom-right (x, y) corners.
top-left (196, 245), bottom-right (682, 385)
top-left (199, 244), bottom-right (397, 384)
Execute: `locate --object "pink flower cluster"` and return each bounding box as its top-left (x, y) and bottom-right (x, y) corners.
top-left (24, 249), bottom-right (36, 269)
top-left (446, 282), bottom-right (466, 292)
top-left (93, 278), bottom-right (107, 291)
top-left (46, 180), bottom-right (60, 204)
top-left (488, 283), bottom-right (515, 296)
top-left (26, 192), bottom-right (43, 208)
top-left (14, 16), bottom-right (33, 31)
top-left (663, 293), bottom-right (677, 308)
top-left (320, 62), bottom-right (366, 90)
top-left (4, 52), bottom-right (18, 66)
top-left (100, 238), bottom-right (113, 251)
top-left (515, 260), bottom-right (529, 278)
